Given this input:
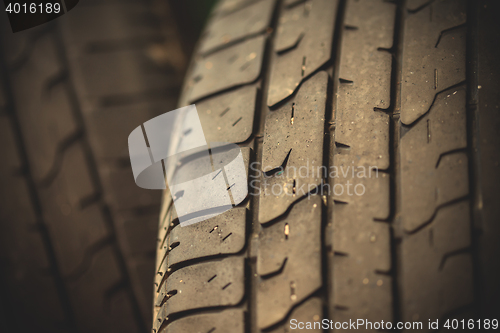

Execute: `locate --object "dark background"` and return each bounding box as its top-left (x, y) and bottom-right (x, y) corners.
top-left (0, 1), bottom-right (216, 333)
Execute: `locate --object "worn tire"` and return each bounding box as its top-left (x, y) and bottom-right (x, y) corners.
top-left (153, 0), bottom-right (500, 333)
top-left (0, 1), bottom-right (185, 333)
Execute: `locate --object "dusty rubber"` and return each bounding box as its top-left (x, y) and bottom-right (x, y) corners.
top-left (153, 0), bottom-right (500, 332)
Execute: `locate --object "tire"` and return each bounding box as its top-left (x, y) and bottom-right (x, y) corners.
top-left (0, 1), bottom-right (186, 333)
top-left (153, 0), bottom-right (500, 332)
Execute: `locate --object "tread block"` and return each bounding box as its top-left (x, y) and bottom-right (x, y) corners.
top-left (1, 19), bottom-right (34, 65)
top-left (199, 0), bottom-right (275, 54)
top-left (155, 149), bottom-right (250, 284)
top-left (162, 309), bottom-right (246, 333)
top-left (197, 86), bottom-right (257, 143)
top-left (67, 246), bottom-right (138, 333)
top-left (120, 212), bottom-right (159, 256)
top-left (154, 256), bottom-right (245, 329)
top-left (83, 100), bottom-right (177, 163)
top-left (407, 0), bottom-right (431, 11)
top-left (213, 0), bottom-right (256, 16)
top-left (39, 143), bottom-right (109, 276)
top-left (109, 290), bottom-right (142, 333)
top-left (332, 155), bottom-right (390, 219)
top-left (336, 0), bottom-right (395, 169)
top-left (257, 196), bottom-right (322, 329)
top-left (332, 257), bottom-right (392, 329)
top-left (166, 207), bottom-right (247, 268)
top-left (332, 158), bottom-right (392, 327)
top-left (267, 0), bottom-right (337, 106)
top-left (283, 0), bottom-right (304, 7)
top-left (268, 297), bottom-right (323, 333)
top-left (100, 165), bottom-right (161, 211)
top-left (332, 151), bottom-right (391, 324)
top-left (161, 147), bottom-right (250, 228)
top-left (400, 201), bottom-right (473, 325)
top-left (155, 205), bottom-right (245, 274)
top-left (332, 165), bottom-right (391, 270)
top-left (61, 2), bottom-right (160, 47)
top-left (186, 35), bottom-right (266, 103)
top-left (11, 34), bottom-right (78, 182)
top-left (401, 0), bottom-right (466, 125)
top-left (125, 257), bottom-right (156, 326)
top-left (172, 143), bottom-right (251, 220)
top-left (342, 0), bottom-right (395, 51)
top-left (259, 71), bottom-right (328, 223)
top-left (401, 88), bottom-right (468, 232)
top-left (65, 48), bottom-right (178, 106)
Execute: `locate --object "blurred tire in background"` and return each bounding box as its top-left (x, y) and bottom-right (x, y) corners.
top-left (0, 1), bottom-right (212, 333)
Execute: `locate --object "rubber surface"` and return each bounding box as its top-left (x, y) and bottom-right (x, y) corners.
top-left (0, 1), bottom-right (185, 332)
top-left (154, 0), bottom-right (500, 332)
